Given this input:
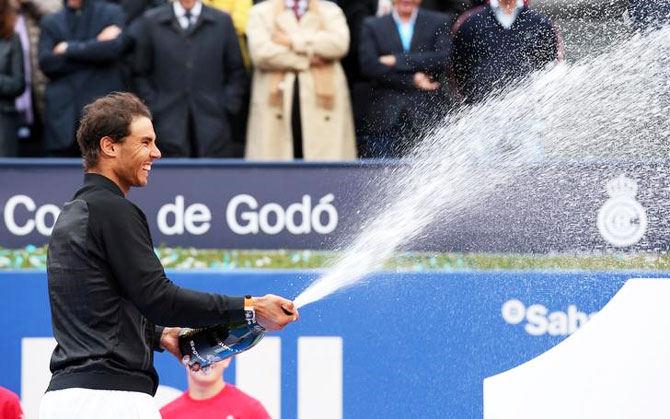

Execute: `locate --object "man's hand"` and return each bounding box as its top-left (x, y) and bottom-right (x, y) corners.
top-left (413, 72), bottom-right (440, 91)
top-left (378, 54), bottom-right (397, 67)
top-left (160, 327), bottom-right (182, 360)
top-left (97, 25), bottom-right (122, 42)
top-left (253, 294), bottom-right (299, 331)
top-left (272, 28), bottom-right (292, 48)
top-left (53, 42), bottom-right (68, 55)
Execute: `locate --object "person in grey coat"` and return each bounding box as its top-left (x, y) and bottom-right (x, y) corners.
top-left (0, 0), bottom-right (25, 157)
top-left (132, 0), bottom-right (248, 158)
top-left (38, 0), bottom-right (126, 157)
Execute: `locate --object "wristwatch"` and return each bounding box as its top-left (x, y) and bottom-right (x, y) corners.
top-left (244, 295), bottom-right (256, 324)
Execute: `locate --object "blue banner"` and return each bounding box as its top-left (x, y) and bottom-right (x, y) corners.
top-left (1, 159), bottom-right (669, 252)
top-left (2, 270), bottom-right (668, 418)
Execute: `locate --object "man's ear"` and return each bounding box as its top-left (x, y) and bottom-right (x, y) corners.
top-left (99, 136), bottom-right (118, 159)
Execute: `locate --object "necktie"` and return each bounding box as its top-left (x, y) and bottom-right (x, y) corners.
top-left (184, 10), bottom-right (192, 31)
top-left (293, 1), bottom-right (301, 20)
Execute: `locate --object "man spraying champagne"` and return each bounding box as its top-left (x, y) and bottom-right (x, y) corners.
top-left (40, 92), bottom-right (299, 419)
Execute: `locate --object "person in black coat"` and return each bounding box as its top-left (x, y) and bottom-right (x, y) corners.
top-left (452, 0), bottom-right (561, 104)
top-left (132, 0), bottom-right (247, 158)
top-left (38, 0), bottom-right (126, 157)
top-left (0, 0), bottom-right (25, 157)
top-left (359, 0), bottom-right (454, 158)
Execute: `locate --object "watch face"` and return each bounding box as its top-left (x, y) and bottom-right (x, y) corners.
top-left (244, 307), bottom-right (255, 324)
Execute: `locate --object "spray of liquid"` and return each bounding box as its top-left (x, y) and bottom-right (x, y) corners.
top-left (294, 26), bottom-right (669, 309)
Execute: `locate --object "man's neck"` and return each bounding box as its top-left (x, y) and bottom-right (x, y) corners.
top-left (86, 168), bottom-right (128, 196)
top-left (188, 381), bottom-right (226, 400)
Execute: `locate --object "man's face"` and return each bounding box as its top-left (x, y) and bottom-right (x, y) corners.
top-left (67, 0), bottom-right (83, 9)
top-left (180, 0), bottom-right (197, 10)
top-left (112, 116), bottom-right (160, 192)
top-left (395, 0), bottom-right (421, 15)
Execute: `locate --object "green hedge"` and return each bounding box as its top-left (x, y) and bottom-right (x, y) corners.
top-left (2, 246), bottom-right (669, 271)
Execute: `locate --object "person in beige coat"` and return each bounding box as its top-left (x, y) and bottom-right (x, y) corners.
top-left (245, 0), bottom-right (357, 161)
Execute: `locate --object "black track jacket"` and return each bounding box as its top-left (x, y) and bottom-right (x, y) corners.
top-left (46, 173), bottom-right (244, 395)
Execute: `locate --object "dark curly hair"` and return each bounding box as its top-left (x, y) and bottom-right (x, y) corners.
top-left (76, 92), bottom-right (152, 170)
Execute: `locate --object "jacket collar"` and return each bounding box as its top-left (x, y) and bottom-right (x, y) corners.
top-left (156, 3), bottom-right (218, 26)
top-left (383, 8), bottom-right (426, 52)
top-left (84, 173), bottom-right (124, 197)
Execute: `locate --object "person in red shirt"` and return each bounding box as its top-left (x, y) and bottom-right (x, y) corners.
top-left (0, 386), bottom-right (23, 419)
top-left (160, 357), bottom-right (270, 419)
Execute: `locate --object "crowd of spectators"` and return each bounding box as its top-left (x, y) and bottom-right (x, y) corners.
top-left (3, 0), bottom-right (660, 160)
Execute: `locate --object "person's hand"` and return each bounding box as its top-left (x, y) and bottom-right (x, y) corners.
top-left (272, 28), bottom-right (292, 48)
top-left (97, 25), bottom-right (122, 41)
top-left (253, 294), bottom-right (299, 331)
top-left (413, 72), bottom-right (440, 91)
top-left (160, 327), bottom-right (182, 361)
top-left (378, 54), bottom-right (396, 67)
top-left (53, 42), bottom-right (68, 55)
top-left (310, 55), bottom-right (328, 67)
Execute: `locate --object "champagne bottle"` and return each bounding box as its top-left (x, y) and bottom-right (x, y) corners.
top-left (178, 319), bottom-right (265, 369)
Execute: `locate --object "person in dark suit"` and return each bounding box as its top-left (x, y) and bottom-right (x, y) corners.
top-left (38, 0), bottom-right (126, 157)
top-left (451, 0), bottom-right (561, 104)
top-left (0, 0), bottom-right (25, 157)
top-left (359, 0), bottom-right (454, 158)
top-left (628, 0), bottom-right (670, 30)
top-left (132, 0), bottom-right (247, 158)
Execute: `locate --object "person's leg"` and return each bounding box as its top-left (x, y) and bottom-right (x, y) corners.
top-left (291, 77), bottom-right (303, 159)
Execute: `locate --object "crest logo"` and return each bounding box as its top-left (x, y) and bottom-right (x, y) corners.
top-left (597, 175), bottom-right (647, 247)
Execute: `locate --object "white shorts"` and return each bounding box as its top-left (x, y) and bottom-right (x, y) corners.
top-left (39, 388), bottom-right (161, 419)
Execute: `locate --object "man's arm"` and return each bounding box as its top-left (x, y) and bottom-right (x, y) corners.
top-left (99, 204), bottom-right (244, 327)
top-left (156, 294), bottom-right (299, 359)
top-left (246, 5), bottom-right (310, 71)
top-left (38, 16), bottom-right (79, 79)
top-left (99, 203), bottom-right (296, 330)
top-left (63, 6), bottom-right (126, 64)
top-left (358, 19), bottom-right (415, 90)
top-left (392, 15), bottom-right (453, 74)
top-left (0, 37), bottom-right (25, 97)
top-left (290, 3), bottom-right (350, 61)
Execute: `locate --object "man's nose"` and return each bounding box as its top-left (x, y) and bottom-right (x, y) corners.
top-left (151, 143), bottom-right (162, 159)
